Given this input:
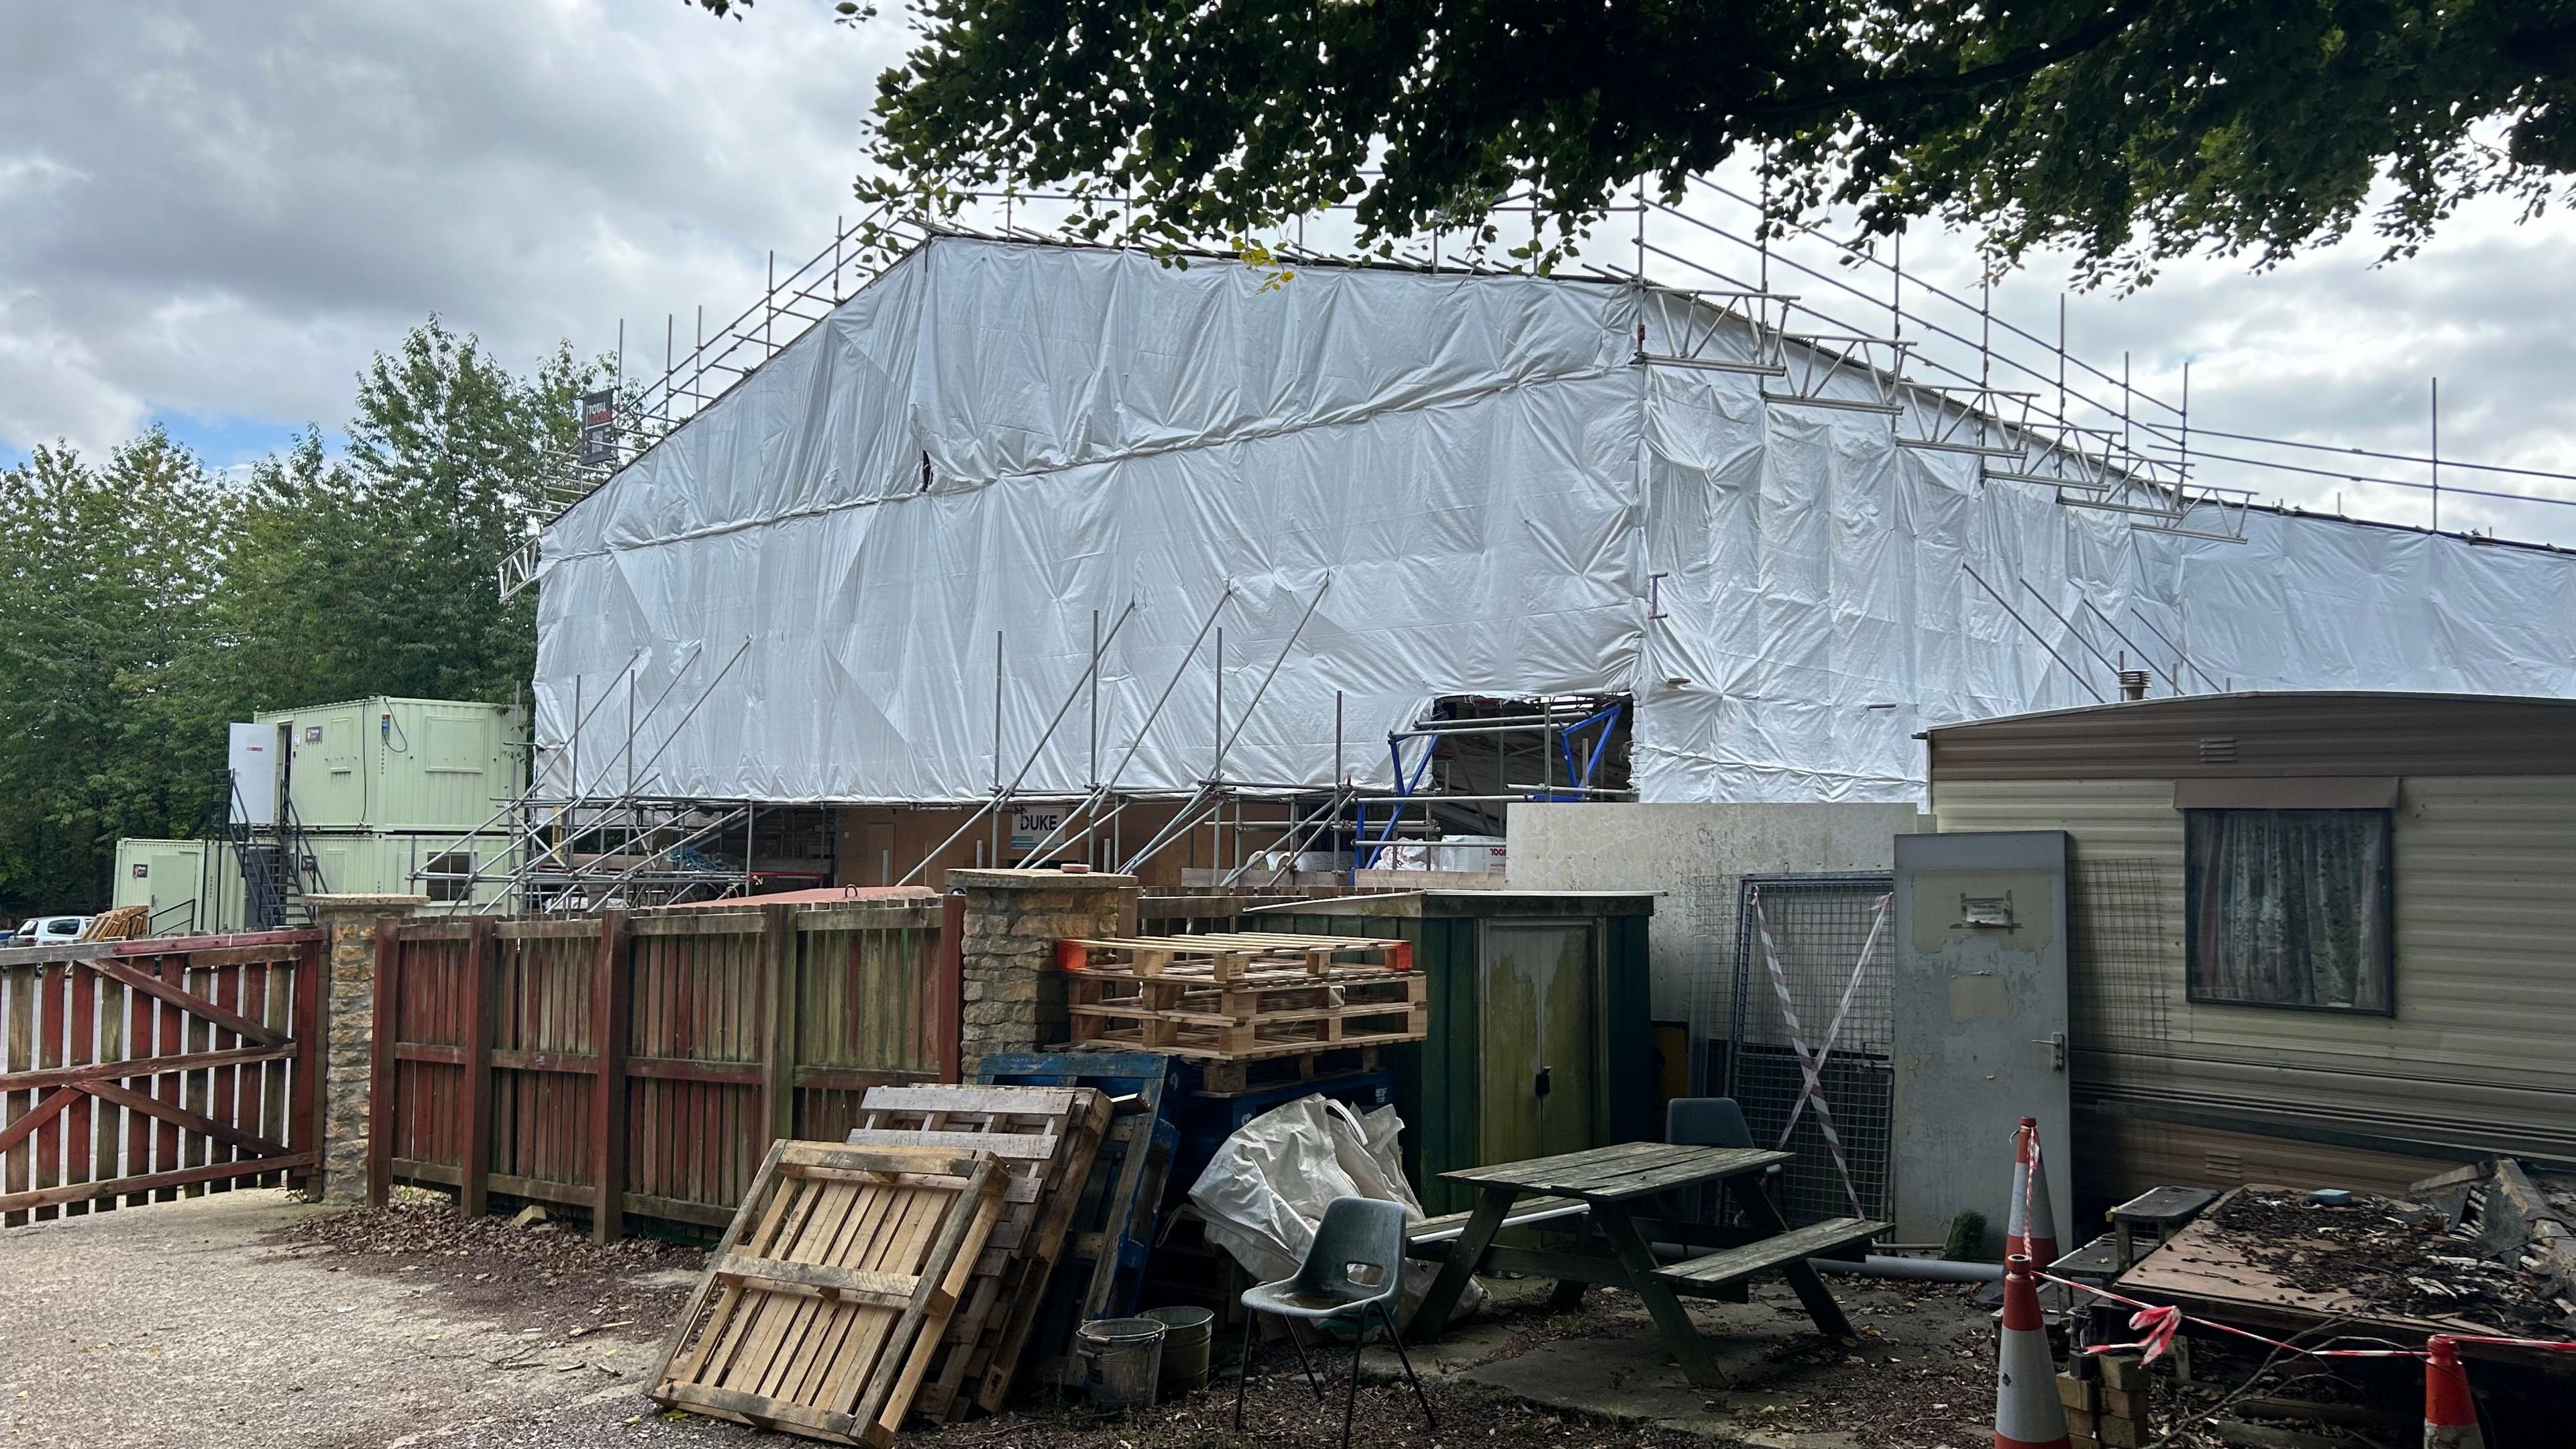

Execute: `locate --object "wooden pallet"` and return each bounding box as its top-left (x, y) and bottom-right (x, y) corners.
top-left (1056, 932), bottom-right (1411, 983)
top-left (844, 1083), bottom-right (1110, 1419)
top-left (649, 1140), bottom-right (1004, 1447)
top-left (1194, 1044), bottom-right (1382, 1095)
top-left (974, 1051), bottom-right (1183, 1387)
top-left (1065, 967), bottom-right (1427, 1061)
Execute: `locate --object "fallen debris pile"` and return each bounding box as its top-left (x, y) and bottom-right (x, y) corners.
top-left (2202, 1187), bottom-right (2559, 1332)
top-left (2181, 1159), bottom-right (2576, 1340)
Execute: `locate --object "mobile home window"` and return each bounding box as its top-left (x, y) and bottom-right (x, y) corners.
top-left (2184, 809), bottom-right (2392, 1014)
top-left (424, 851), bottom-right (474, 904)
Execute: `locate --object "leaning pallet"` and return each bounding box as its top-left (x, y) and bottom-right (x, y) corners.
top-left (1055, 931), bottom-right (1411, 982)
top-left (649, 1140), bottom-right (1005, 1447)
top-left (845, 1082), bottom-right (1111, 1418)
top-left (975, 1051), bottom-right (1185, 1387)
top-left (1061, 957), bottom-right (1429, 1060)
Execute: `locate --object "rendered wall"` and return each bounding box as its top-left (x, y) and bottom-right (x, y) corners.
top-left (1506, 801), bottom-right (1930, 1022)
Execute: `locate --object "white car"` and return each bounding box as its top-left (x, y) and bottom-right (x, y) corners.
top-left (9, 914), bottom-right (88, 947)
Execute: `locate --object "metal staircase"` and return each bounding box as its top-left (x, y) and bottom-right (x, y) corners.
top-left (217, 771), bottom-right (325, 929)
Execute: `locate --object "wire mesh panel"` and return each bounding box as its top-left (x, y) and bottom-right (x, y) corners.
top-left (1727, 873), bottom-right (1896, 1226)
top-left (1678, 872), bottom-right (1743, 1095)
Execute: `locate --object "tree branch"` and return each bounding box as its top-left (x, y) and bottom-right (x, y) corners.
top-left (1741, 0), bottom-right (2155, 122)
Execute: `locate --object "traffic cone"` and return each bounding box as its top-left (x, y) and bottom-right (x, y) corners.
top-left (2008, 1117), bottom-right (2061, 1269)
top-left (2423, 1336), bottom-right (2486, 1448)
top-left (1994, 1255), bottom-right (2070, 1449)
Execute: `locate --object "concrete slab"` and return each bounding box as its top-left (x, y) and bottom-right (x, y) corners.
top-left (1357, 1275), bottom-right (1996, 1444)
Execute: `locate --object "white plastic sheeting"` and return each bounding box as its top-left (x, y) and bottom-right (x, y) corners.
top-left (534, 238), bottom-right (2576, 804)
top-left (1184, 1095), bottom-right (1474, 1324)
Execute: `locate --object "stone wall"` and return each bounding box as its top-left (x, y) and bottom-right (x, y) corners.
top-left (305, 894), bottom-right (426, 1205)
top-left (950, 869), bottom-right (1136, 1077)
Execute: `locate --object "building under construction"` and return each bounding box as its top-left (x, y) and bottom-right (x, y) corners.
top-left (503, 217), bottom-right (2576, 899)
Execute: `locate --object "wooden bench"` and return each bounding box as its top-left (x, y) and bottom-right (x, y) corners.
top-left (1653, 1216), bottom-right (1887, 1297)
top-left (1405, 1194), bottom-right (1591, 1254)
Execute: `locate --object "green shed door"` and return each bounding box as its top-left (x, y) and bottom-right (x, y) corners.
top-left (1477, 922), bottom-right (1597, 1165)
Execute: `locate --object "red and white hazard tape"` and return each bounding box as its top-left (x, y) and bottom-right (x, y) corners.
top-left (1748, 887), bottom-right (1867, 1218)
top-left (1768, 894), bottom-right (1889, 1150)
top-left (2038, 1271), bottom-right (2576, 1364)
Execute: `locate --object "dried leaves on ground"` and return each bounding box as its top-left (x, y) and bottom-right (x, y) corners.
top-left (273, 1189), bottom-right (706, 1342)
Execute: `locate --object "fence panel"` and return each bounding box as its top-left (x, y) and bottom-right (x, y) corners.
top-left (490, 920), bottom-right (602, 1208)
top-left (626, 910), bottom-right (765, 1230)
top-left (0, 930), bottom-right (322, 1224)
top-left (791, 904), bottom-right (944, 1142)
top-left (376, 922), bottom-right (474, 1183)
top-left (377, 901), bottom-right (951, 1239)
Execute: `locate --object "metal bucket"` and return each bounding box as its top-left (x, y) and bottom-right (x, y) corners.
top-left (1073, 1316), bottom-right (1167, 1412)
top-left (1142, 1306), bottom-right (1214, 1396)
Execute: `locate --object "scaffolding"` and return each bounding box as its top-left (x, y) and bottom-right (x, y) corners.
top-left (484, 179), bottom-right (2576, 908)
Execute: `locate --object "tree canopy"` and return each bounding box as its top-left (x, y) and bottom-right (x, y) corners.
top-left (703, 0), bottom-right (2576, 284)
top-left (0, 319), bottom-right (589, 916)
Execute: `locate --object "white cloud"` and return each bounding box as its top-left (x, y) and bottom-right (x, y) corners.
top-left (0, 0), bottom-right (902, 451)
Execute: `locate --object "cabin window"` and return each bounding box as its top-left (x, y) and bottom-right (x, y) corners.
top-left (2184, 809), bottom-right (2393, 1014)
top-left (424, 851), bottom-right (474, 904)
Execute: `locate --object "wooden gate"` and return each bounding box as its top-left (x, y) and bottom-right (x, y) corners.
top-left (0, 930), bottom-right (323, 1224)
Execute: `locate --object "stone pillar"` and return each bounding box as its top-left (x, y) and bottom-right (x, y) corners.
top-left (305, 894), bottom-right (427, 1205)
top-left (949, 868), bottom-right (1137, 1078)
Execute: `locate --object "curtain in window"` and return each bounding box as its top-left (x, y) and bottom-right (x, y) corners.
top-left (2186, 810), bottom-right (2391, 1012)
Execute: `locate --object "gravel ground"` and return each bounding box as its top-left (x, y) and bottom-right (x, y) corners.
top-left (4, 1188), bottom-right (2031, 1448)
top-left (0, 1187), bottom-right (682, 1448)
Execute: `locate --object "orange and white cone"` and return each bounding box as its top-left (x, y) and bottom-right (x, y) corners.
top-left (1994, 1255), bottom-right (2070, 1449)
top-left (2007, 1117), bottom-right (2061, 1269)
top-left (2423, 1336), bottom-right (2486, 1448)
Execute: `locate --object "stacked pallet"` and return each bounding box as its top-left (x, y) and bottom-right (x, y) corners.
top-left (843, 1083), bottom-right (1111, 1420)
top-left (648, 1141), bottom-right (1006, 1446)
top-left (1056, 933), bottom-right (1427, 1061)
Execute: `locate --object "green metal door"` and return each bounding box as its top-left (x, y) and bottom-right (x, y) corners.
top-left (1477, 922), bottom-right (1597, 1165)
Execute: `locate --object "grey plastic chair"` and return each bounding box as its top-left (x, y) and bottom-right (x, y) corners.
top-left (1666, 1096), bottom-right (1779, 1220)
top-left (1231, 1196), bottom-right (1437, 1448)
top-left (1666, 1095), bottom-right (1756, 1150)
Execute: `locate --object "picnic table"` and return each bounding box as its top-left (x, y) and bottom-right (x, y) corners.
top-left (1405, 1142), bottom-right (1887, 1389)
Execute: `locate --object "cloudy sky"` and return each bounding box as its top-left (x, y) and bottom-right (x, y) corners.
top-left (8, 1), bottom-right (2576, 546)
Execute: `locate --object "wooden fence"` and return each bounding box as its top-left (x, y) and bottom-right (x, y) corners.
top-left (1, 930), bottom-right (323, 1224)
top-left (371, 899), bottom-right (959, 1240)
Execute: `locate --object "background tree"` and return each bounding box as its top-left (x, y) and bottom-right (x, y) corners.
top-left (702, 0), bottom-right (2576, 285)
top-left (0, 319), bottom-right (591, 916)
top-left (223, 319), bottom-right (585, 709)
top-left (0, 432), bottom-right (238, 914)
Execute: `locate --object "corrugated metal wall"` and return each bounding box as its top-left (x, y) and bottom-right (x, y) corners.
top-left (1931, 775), bottom-right (2576, 1201)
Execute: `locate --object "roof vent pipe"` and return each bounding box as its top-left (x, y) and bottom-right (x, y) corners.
top-left (2118, 669), bottom-right (2151, 701)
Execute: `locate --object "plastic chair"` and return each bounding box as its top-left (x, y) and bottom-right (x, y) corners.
top-left (1666, 1095), bottom-right (1756, 1149)
top-left (1231, 1196), bottom-right (1437, 1448)
top-left (1666, 1096), bottom-right (1779, 1221)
